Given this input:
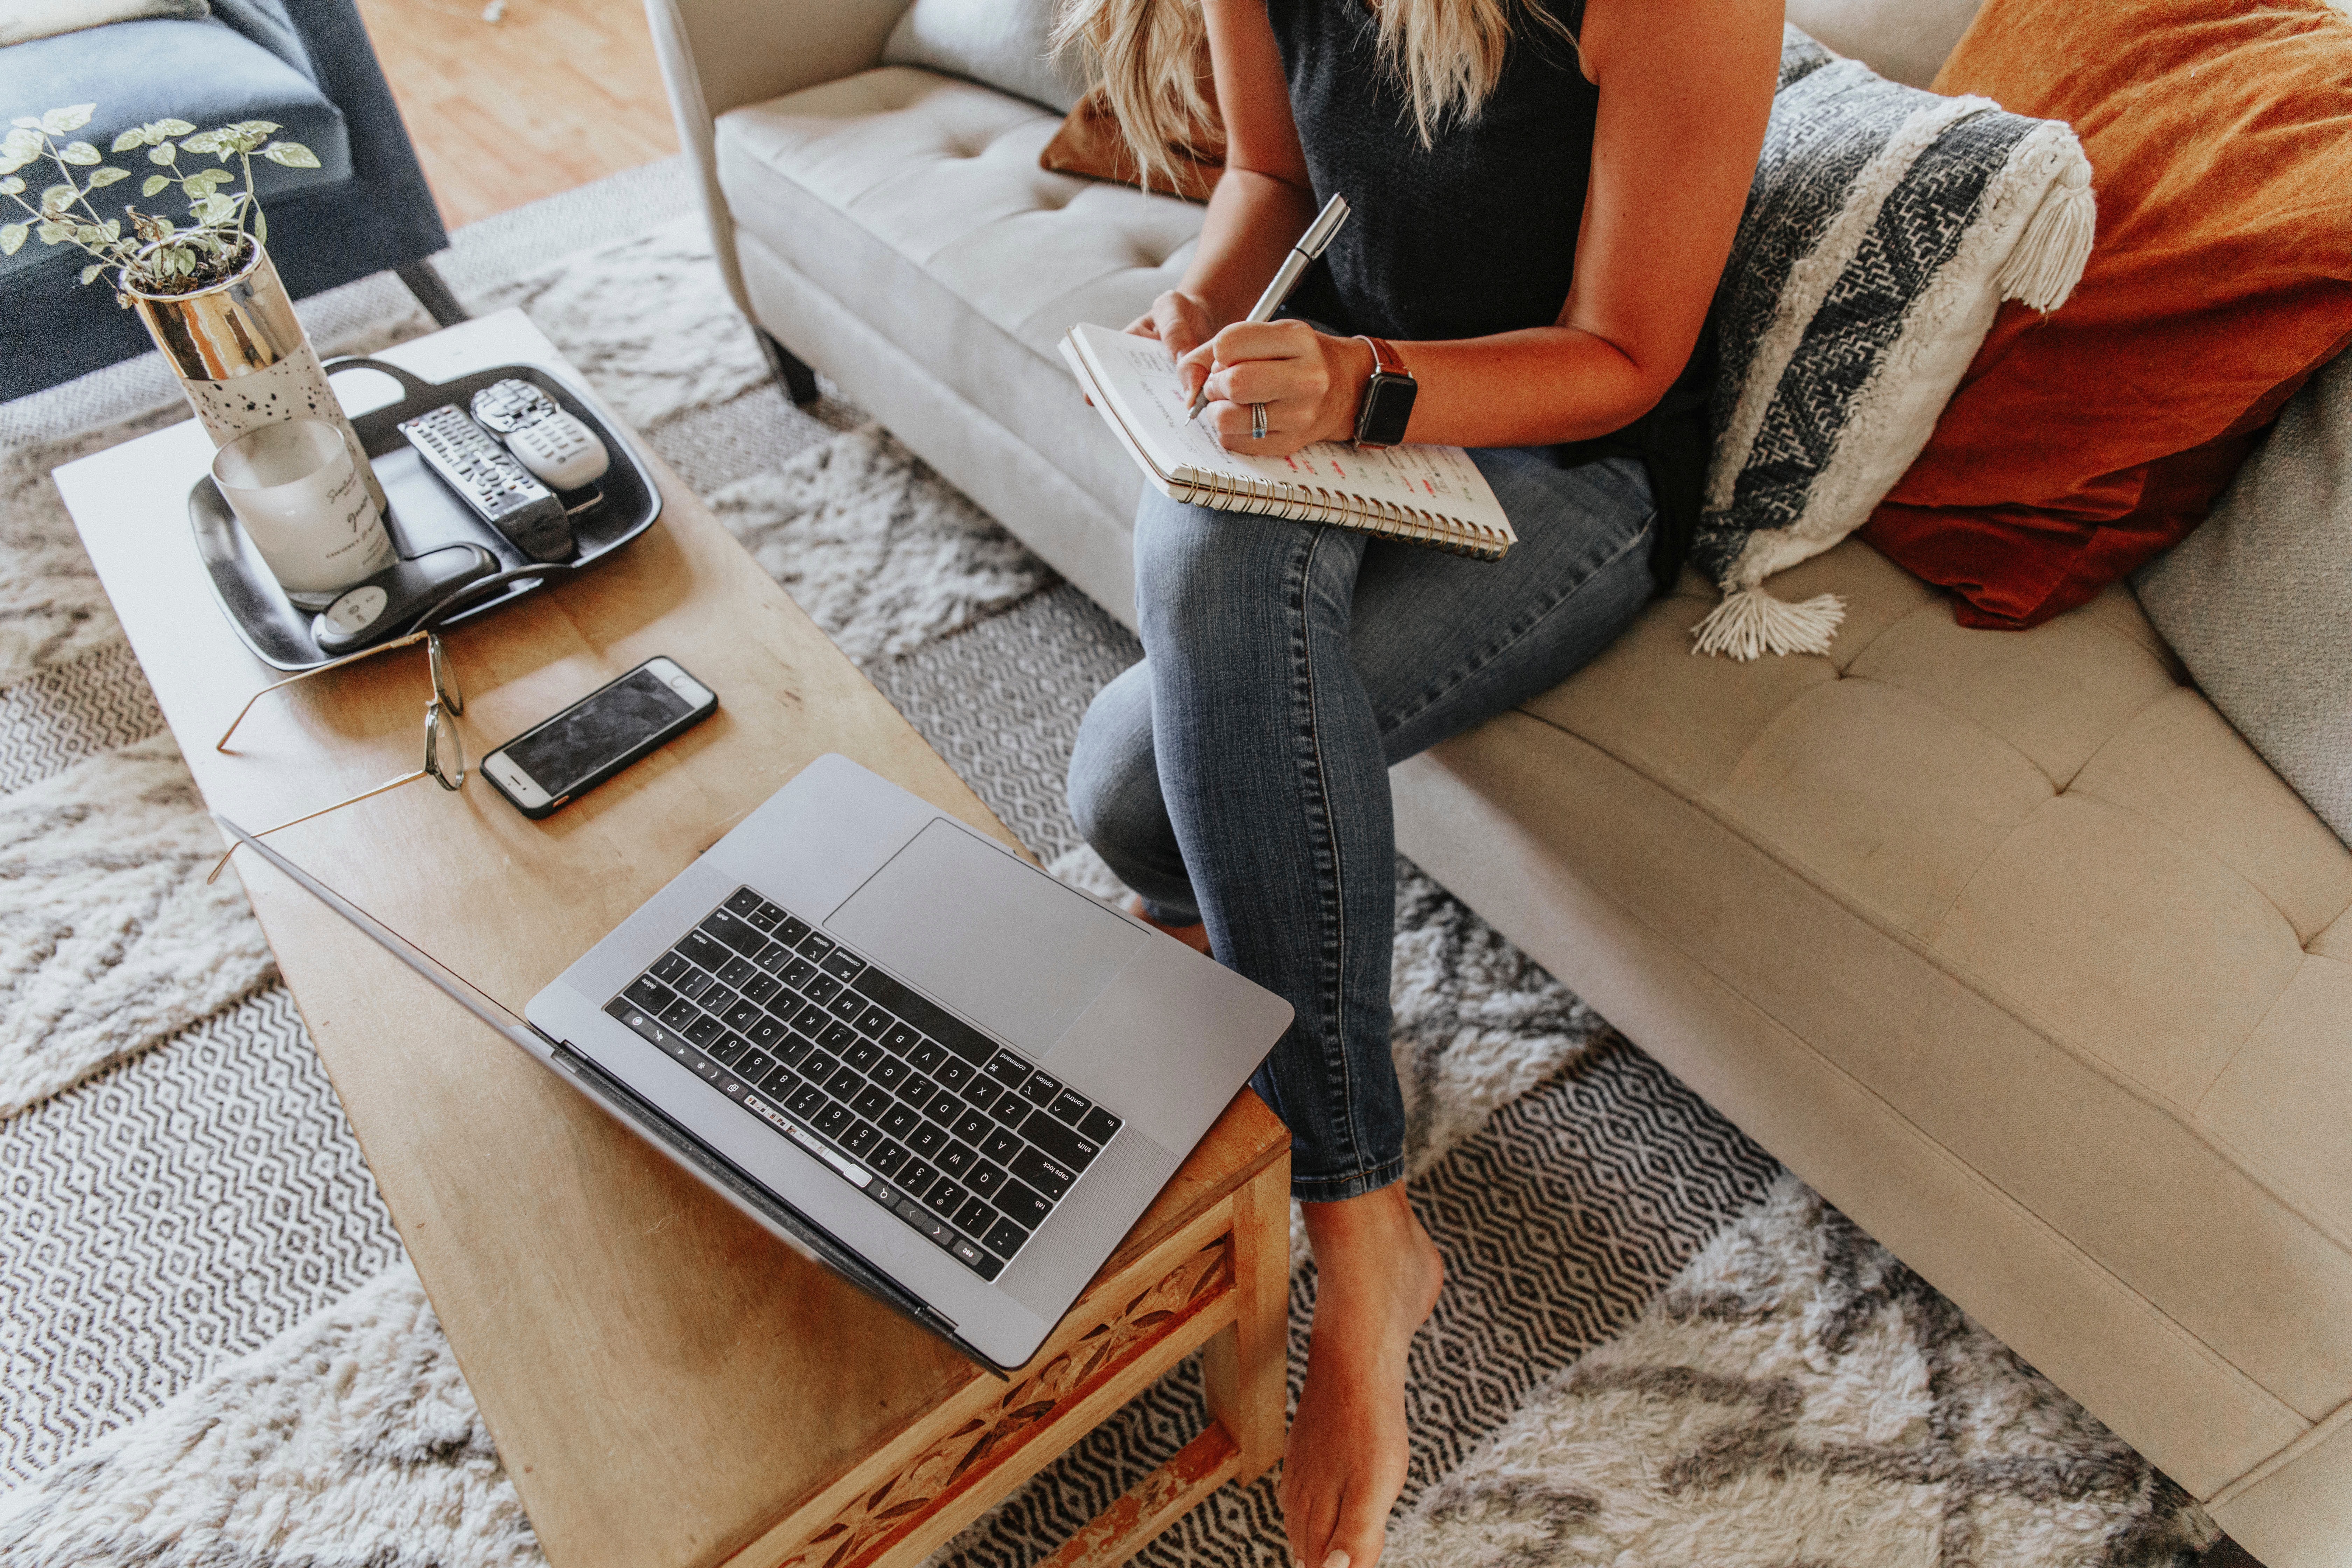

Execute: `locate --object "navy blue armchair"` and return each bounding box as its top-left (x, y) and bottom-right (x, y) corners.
top-left (0, 0), bottom-right (461, 402)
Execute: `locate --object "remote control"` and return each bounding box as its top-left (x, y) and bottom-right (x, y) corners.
top-left (397, 404), bottom-right (574, 563)
top-left (471, 378), bottom-right (611, 491)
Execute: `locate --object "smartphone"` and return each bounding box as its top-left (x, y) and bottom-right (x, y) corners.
top-left (484, 657), bottom-right (716, 818)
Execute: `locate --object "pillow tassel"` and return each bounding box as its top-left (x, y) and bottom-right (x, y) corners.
top-left (1690, 584), bottom-right (1847, 661)
top-left (1994, 161), bottom-right (2095, 314)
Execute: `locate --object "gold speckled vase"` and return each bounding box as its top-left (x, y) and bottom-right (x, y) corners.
top-left (127, 241), bottom-right (386, 513)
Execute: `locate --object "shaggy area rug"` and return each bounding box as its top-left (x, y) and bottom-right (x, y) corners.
top-left (0, 158), bottom-right (2218, 1568)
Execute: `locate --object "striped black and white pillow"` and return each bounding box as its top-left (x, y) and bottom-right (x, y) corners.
top-left (1689, 26), bottom-right (2096, 659)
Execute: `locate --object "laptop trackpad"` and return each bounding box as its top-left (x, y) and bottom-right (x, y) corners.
top-left (825, 818), bottom-right (1146, 1056)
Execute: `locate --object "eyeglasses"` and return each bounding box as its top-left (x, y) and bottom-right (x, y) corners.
top-left (208, 630), bottom-right (467, 885)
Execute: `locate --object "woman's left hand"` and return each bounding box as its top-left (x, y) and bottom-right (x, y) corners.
top-left (1177, 321), bottom-right (1375, 457)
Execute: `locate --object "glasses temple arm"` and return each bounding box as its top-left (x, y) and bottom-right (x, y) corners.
top-left (205, 766), bottom-right (429, 884)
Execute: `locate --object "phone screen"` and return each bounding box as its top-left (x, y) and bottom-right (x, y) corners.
top-left (506, 666), bottom-right (693, 796)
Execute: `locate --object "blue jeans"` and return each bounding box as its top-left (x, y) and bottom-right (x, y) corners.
top-left (1066, 447), bottom-right (1659, 1202)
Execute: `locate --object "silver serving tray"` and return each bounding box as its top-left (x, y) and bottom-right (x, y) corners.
top-left (189, 356), bottom-right (662, 671)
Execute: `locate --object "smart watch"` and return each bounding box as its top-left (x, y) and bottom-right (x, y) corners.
top-left (1352, 335), bottom-right (1417, 449)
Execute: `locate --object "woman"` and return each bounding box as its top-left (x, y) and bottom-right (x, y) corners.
top-left (1058, 0), bottom-right (1776, 1561)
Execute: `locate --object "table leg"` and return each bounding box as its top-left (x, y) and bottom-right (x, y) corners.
top-left (1203, 1153), bottom-right (1292, 1482)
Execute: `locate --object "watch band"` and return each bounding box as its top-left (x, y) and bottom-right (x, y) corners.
top-left (1353, 335), bottom-right (1418, 449)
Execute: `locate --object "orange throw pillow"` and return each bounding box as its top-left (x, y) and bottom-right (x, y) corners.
top-left (1861, 0), bottom-right (2352, 629)
top-left (1039, 89), bottom-right (1224, 203)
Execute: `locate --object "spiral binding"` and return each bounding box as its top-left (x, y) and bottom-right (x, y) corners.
top-left (1168, 467), bottom-right (1512, 561)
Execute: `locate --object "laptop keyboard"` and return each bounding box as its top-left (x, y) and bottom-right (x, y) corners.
top-left (601, 886), bottom-right (1123, 1281)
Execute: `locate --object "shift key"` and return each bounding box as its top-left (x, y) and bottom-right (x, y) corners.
top-left (1009, 1145), bottom-right (1076, 1202)
top-left (1019, 1109), bottom-right (1100, 1170)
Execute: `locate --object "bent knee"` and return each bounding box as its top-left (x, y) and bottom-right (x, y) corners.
top-left (1067, 665), bottom-right (1162, 849)
top-left (1133, 493), bottom-right (1351, 657)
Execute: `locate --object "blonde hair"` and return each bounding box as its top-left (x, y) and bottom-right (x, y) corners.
top-left (1052, 0), bottom-right (1571, 190)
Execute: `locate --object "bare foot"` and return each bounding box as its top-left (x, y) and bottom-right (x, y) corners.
top-left (1125, 894), bottom-right (1212, 957)
top-left (1283, 1183), bottom-right (1444, 1568)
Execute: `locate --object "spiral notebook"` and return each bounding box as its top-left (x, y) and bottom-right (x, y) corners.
top-left (1060, 323), bottom-right (1516, 560)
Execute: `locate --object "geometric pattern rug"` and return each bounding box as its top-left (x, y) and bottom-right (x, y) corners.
top-left (0, 159), bottom-right (2218, 1567)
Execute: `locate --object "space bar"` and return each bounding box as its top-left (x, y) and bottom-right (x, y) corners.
top-left (851, 968), bottom-right (996, 1066)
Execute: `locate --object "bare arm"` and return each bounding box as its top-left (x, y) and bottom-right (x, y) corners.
top-left (1183, 0), bottom-right (1779, 454)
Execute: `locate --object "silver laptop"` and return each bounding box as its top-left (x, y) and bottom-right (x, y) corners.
top-left (222, 752), bottom-right (1290, 1371)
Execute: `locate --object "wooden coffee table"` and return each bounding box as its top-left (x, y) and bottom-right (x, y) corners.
top-left (55, 310), bottom-right (1290, 1568)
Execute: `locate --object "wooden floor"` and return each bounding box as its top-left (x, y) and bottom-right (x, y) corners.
top-left (356, 0), bottom-right (680, 230)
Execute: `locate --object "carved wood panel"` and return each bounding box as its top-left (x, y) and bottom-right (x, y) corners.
top-left (776, 1236), bottom-right (1236, 1568)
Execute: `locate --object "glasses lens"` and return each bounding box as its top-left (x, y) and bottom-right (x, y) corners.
top-left (426, 700), bottom-right (467, 790)
top-left (426, 633), bottom-right (463, 717)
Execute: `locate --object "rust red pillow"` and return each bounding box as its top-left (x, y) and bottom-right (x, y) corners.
top-left (1861, 0), bottom-right (2352, 630)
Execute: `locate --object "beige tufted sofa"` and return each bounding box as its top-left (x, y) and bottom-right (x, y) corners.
top-left (643, 0), bottom-right (2352, 1560)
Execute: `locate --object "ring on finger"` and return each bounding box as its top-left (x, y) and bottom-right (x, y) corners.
top-left (1250, 402), bottom-right (1268, 440)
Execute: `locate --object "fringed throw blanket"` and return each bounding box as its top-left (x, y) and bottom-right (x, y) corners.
top-left (1689, 27), bottom-right (2096, 660)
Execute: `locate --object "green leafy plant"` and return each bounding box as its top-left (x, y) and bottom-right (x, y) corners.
top-left (0, 103), bottom-right (320, 300)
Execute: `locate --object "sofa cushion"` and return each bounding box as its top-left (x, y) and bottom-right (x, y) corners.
top-left (1511, 537), bottom-right (2352, 1414)
top-left (880, 0), bottom-right (1087, 114)
top-left (715, 68), bottom-right (1201, 528)
top-left (0, 16), bottom-right (349, 288)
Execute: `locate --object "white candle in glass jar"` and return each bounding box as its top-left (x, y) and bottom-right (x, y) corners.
top-left (211, 417), bottom-right (399, 598)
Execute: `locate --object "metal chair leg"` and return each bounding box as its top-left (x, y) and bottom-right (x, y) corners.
top-left (396, 260), bottom-right (468, 328)
top-left (757, 328), bottom-right (821, 406)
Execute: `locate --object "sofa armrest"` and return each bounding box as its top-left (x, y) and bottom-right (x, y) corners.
top-left (642, 0), bottom-right (910, 315)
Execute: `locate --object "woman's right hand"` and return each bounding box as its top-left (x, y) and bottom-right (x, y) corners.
top-left (1125, 288), bottom-right (1221, 406)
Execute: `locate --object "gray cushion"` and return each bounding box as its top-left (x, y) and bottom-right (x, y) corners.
top-left (2136, 350), bottom-right (2352, 850)
top-left (879, 0), bottom-right (1087, 114)
top-left (0, 15), bottom-right (348, 287)
top-left (0, 0), bottom-right (206, 49)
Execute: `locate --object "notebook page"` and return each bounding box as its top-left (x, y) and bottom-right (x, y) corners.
top-left (1070, 323), bottom-right (1508, 531)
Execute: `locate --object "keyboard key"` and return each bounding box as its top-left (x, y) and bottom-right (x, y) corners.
top-left (841, 1120), bottom-right (880, 1157)
top-left (1020, 1070), bottom-right (1063, 1108)
top-left (923, 1093), bottom-right (965, 1127)
top-left (758, 1063), bottom-right (799, 1098)
top-left (744, 903), bottom-right (781, 934)
top-left (967, 1161), bottom-right (1007, 1199)
top-left (953, 1195), bottom-right (996, 1237)
top-left (983, 1214), bottom-right (1031, 1259)
top-left (1021, 1110), bottom-right (1102, 1170)
top-left (996, 1180), bottom-right (1052, 1229)
top-left (625, 975), bottom-right (674, 1011)
top-left (881, 1023), bottom-right (922, 1056)
top-left (651, 952), bottom-right (691, 983)
top-left (878, 1102), bottom-right (919, 1139)
top-left (783, 958), bottom-right (819, 990)
top-left (1010, 1145), bottom-right (1077, 1200)
top-left (855, 1005), bottom-right (895, 1038)
top-left (906, 1038), bottom-right (947, 1076)
top-left (725, 888), bottom-right (762, 918)
top-left (678, 931), bottom-right (730, 971)
top-left (710, 1032), bottom-right (750, 1066)
top-left (826, 991), bottom-right (864, 1021)
top-left (950, 1236), bottom-right (989, 1272)
top-left (790, 1002), bottom-right (831, 1035)
top-left (922, 1178), bottom-right (967, 1218)
top-left (801, 973), bottom-right (841, 1006)
top-left (744, 1016), bottom-right (787, 1053)
top-left (952, 1108), bottom-right (993, 1144)
top-left (934, 1058), bottom-right (976, 1093)
top-left (850, 967), bottom-right (997, 1066)
top-left (683, 1013), bottom-right (723, 1047)
top-left (867, 1178), bottom-right (900, 1209)
top-left (761, 987), bottom-right (804, 1022)
top-left (785, 1083), bottom-right (827, 1120)
top-left (980, 1127), bottom-right (1023, 1166)
top-left (1079, 1107), bottom-right (1122, 1144)
top-left (818, 1020), bottom-right (859, 1054)
top-left (869, 1140), bottom-right (908, 1177)
top-left (775, 1032), bottom-right (814, 1068)
top-left (1048, 1089), bottom-right (1092, 1127)
top-left (962, 1078), bottom-right (1002, 1113)
top-left (896, 1160), bottom-right (939, 1198)
top-left (797, 1049), bottom-right (836, 1080)
top-left (906, 1122), bottom-right (947, 1157)
top-left (821, 950), bottom-right (865, 982)
top-left (937, 1140), bottom-right (976, 1177)
top-left (870, 1057), bottom-right (909, 1090)
top-left (719, 956), bottom-right (759, 988)
top-left (896, 1197), bottom-right (947, 1241)
top-left (679, 971), bottom-right (719, 1005)
top-left (723, 999), bottom-right (764, 1033)
top-left (984, 1051), bottom-right (1031, 1091)
top-left (986, 1093), bottom-right (1029, 1128)
top-left (798, 930), bottom-right (836, 961)
top-left (740, 975), bottom-right (782, 1006)
top-left (813, 1101), bottom-right (853, 1139)
top-left (754, 942), bottom-right (794, 974)
top-left (658, 996), bottom-right (698, 1030)
top-left (844, 1038), bottom-right (883, 1073)
top-left (701, 910), bottom-right (765, 956)
top-left (733, 1046), bottom-right (774, 1080)
top-left (777, 915), bottom-right (812, 947)
top-left (825, 1065), bottom-right (863, 1100)
top-left (896, 1075), bottom-right (939, 1111)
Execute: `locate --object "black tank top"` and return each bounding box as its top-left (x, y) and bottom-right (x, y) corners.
top-left (1264, 0), bottom-right (1711, 587)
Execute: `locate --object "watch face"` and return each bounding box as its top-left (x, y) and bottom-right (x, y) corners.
top-left (1356, 372), bottom-right (1418, 448)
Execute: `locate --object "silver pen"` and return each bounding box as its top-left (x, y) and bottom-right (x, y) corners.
top-left (1185, 192), bottom-right (1351, 421)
